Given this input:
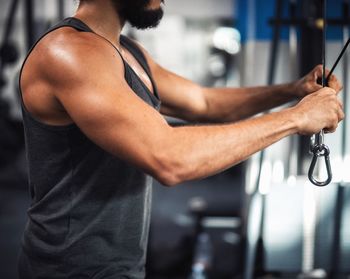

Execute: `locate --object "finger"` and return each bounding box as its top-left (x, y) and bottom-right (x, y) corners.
top-left (325, 124), bottom-right (337, 134)
top-left (337, 99), bottom-right (344, 110)
top-left (334, 106), bottom-right (344, 122)
top-left (328, 78), bottom-right (342, 88)
top-left (313, 65), bottom-right (323, 80)
top-left (337, 107), bottom-right (345, 122)
top-left (312, 83), bottom-right (323, 91)
top-left (324, 68), bottom-right (331, 77)
top-left (313, 66), bottom-right (332, 85)
top-left (324, 129), bottom-right (336, 134)
top-left (327, 73), bottom-right (341, 84)
top-left (315, 64), bottom-right (323, 73)
top-left (328, 75), bottom-right (343, 93)
top-left (315, 64), bottom-right (331, 75)
top-left (319, 87), bottom-right (336, 95)
top-left (328, 73), bottom-right (338, 81)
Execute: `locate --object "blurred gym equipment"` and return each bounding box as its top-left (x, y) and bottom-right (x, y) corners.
top-left (0, 1), bottom-right (350, 279)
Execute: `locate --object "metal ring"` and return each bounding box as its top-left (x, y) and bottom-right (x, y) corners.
top-left (308, 144), bottom-right (332, 187)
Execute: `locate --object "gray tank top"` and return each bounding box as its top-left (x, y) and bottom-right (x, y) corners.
top-left (18, 17), bottom-right (160, 279)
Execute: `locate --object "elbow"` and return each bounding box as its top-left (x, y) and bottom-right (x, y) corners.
top-left (153, 164), bottom-right (184, 187)
top-left (144, 127), bottom-right (193, 187)
top-left (151, 152), bottom-right (188, 187)
top-left (156, 173), bottom-right (181, 187)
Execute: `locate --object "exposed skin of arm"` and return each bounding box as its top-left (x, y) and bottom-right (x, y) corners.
top-left (137, 41), bottom-right (342, 123)
top-left (149, 61), bottom-right (298, 122)
top-left (27, 32), bottom-right (343, 187)
top-left (200, 66), bottom-right (342, 122)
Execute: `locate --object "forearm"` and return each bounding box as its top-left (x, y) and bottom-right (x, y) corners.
top-left (158, 108), bottom-right (298, 186)
top-left (201, 83), bottom-right (298, 123)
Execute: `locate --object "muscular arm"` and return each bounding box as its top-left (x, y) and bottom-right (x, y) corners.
top-left (156, 65), bottom-right (296, 122)
top-left (142, 47), bottom-right (297, 122)
top-left (200, 66), bottom-right (342, 123)
top-left (141, 44), bottom-right (341, 123)
top-left (45, 34), bottom-right (343, 186)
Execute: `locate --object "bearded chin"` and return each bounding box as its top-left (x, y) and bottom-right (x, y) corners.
top-left (116, 0), bottom-right (165, 30)
top-left (125, 7), bottom-right (164, 29)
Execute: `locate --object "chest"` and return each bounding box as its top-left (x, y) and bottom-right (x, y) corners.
top-left (121, 48), bottom-right (154, 96)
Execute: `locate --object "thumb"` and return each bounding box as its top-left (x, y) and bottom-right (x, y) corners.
top-left (313, 65), bottom-right (323, 80)
top-left (310, 82), bottom-right (323, 91)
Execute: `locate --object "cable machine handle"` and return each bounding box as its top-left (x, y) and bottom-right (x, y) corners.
top-left (308, 0), bottom-right (332, 186)
top-left (308, 37), bottom-right (350, 186)
top-left (308, 144), bottom-right (332, 186)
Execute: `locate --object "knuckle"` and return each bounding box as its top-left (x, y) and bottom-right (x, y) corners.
top-left (331, 121), bottom-right (338, 129)
top-left (340, 111), bottom-right (345, 121)
top-left (329, 88), bottom-right (337, 95)
top-left (323, 87), bottom-right (334, 95)
top-left (330, 96), bottom-right (338, 103)
top-left (326, 125), bottom-right (335, 133)
top-left (329, 113), bottom-right (338, 123)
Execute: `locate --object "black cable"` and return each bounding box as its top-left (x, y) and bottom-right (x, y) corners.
top-left (326, 38), bottom-right (350, 81)
top-left (322, 0), bottom-right (327, 87)
top-left (24, 0), bottom-right (35, 51)
top-left (329, 1), bottom-right (349, 277)
top-left (308, 0), bottom-right (333, 187)
top-left (0, 0), bottom-right (20, 71)
top-left (2, 0), bottom-right (20, 43)
top-left (0, 0), bottom-right (20, 102)
top-left (57, 0), bottom-right (65, 21)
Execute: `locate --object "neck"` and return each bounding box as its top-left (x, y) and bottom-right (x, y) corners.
top-left (74, 0), bottom-right (124, 48)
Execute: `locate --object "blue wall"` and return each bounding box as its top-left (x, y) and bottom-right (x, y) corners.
top-left (235, 0), bottom-right (346, 42)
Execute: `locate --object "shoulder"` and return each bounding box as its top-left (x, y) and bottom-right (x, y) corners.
top-left (27, 28), bottom-right (124, 88)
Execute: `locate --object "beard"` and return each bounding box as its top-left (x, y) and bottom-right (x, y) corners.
top-left (116, 0), bottom-right (164, 30)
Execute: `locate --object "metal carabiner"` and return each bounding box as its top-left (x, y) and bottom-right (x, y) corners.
top-left (308, 144), bottom-right (332, 187)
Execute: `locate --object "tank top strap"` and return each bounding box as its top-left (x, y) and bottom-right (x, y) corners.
top-left (52, 17), bottom-right (94, 33)
top-left (120, 35), bottom-right (160, 100)
top-left (120, 36), bottom-right (150, 75)
top-left (21, 17), bottom-right (94, 77)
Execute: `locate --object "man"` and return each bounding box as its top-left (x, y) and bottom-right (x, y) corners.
top-left (18, 0), bottom-right (343, 278)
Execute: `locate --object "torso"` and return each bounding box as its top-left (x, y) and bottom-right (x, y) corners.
top-left (19, 19), bottom-right (157, 278)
